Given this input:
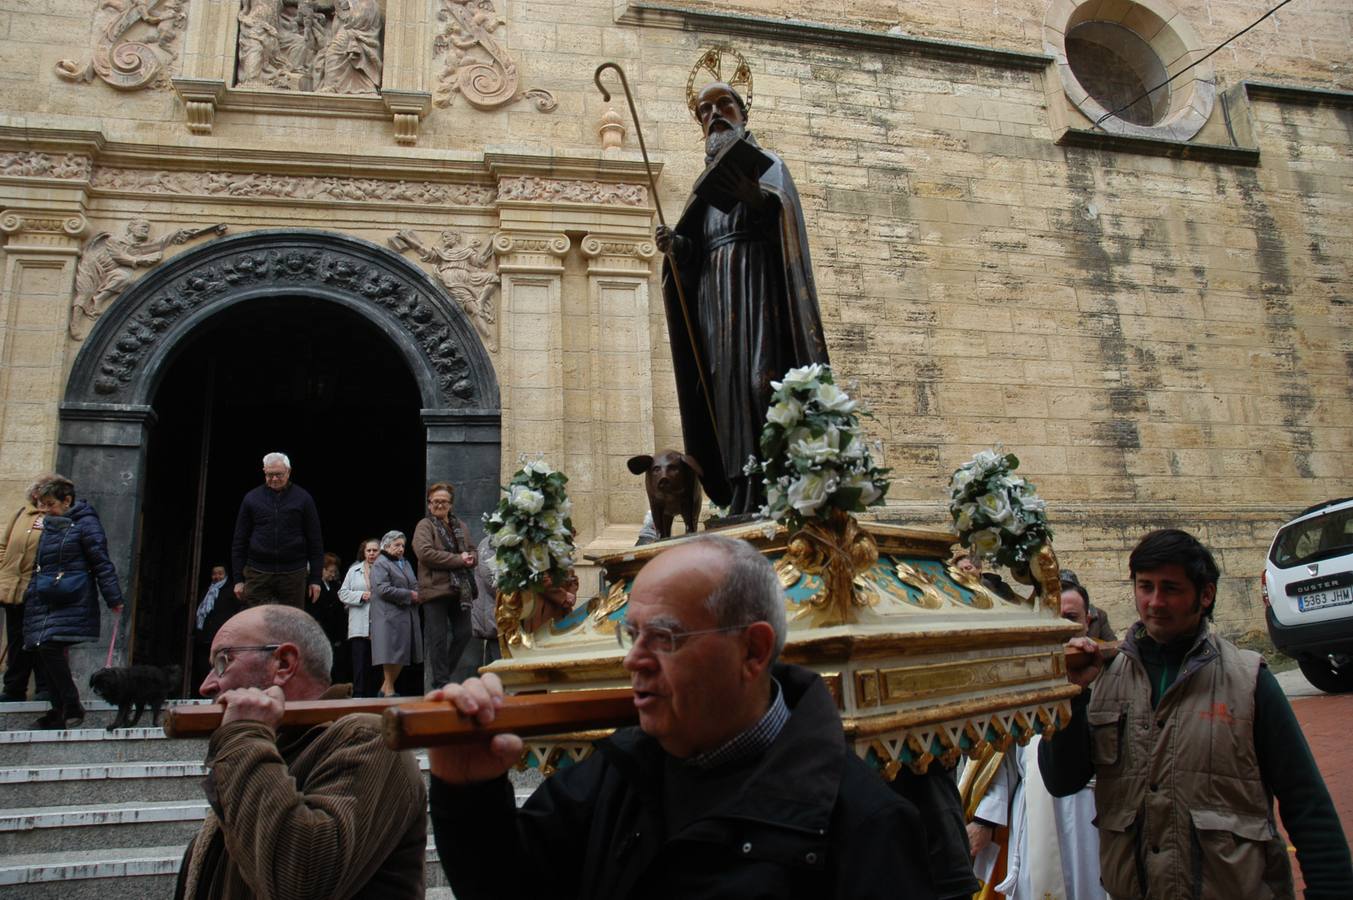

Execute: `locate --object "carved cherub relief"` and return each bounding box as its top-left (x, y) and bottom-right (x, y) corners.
top-left (389, 229), bottom-right (499, 350)
top-left (70, 219), bottom-right (227, 340)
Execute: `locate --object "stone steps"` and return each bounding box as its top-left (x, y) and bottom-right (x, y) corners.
top-left (0, 840), bottom-right (455, 898)
top-left (0, 698), bottom-right (543, 898)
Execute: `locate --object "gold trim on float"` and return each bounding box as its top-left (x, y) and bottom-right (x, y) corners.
top-left (842, 684), bottom-right (1082, 739)
top-left (854, 650), bottom-right (1062, 706)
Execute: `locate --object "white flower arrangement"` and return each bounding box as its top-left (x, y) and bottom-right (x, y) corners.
top-left (483, 457), bottom-right (576, 594)
top-left (948, 449), bottom-right (1051, 569)
top-left (748, 363), bottom-right (890, 531)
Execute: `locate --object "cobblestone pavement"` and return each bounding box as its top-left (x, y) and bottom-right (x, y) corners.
top-left (1277, 669), bottom-right (1353, 892)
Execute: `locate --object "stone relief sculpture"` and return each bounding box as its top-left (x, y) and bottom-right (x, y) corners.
top-left (56, 0), bottom-right (187, 91)
top-left (89, 167), bottom-right (497, 206)
top-left (0, 153), bottom-right (92, 180)
top-left (235, 0), bottom-right (381, 95)
top-left (389, 229), bottom-right (499, 349)
top-left (497, 176), bottom-right (647, 207)
top-left (433, 0), bottom-right (555, 112)
top-left (312, 0), bottom-right (383, 93)
top-left (70, 219), bottom-right (227, 340)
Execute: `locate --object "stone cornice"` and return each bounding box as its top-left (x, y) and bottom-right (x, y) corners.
top-left (615, 2), bottom-right (1052, 71)
top-left (1243, 80), bottom-right (1353, 109)
top-left (1055, 127), bottom-right (1260, 166)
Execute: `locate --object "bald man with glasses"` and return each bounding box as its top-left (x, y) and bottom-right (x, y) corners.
top-left (175, 604), bottom-right (426, 900)
top-left (425, 534), bottom-right (937, 900)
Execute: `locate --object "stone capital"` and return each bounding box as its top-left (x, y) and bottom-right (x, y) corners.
top-left (0, 210), bottom-right (87, 253)
top-left (493, 231), bottom-right (571, 274)
top-left (579, 233), bottom-right (658, 276)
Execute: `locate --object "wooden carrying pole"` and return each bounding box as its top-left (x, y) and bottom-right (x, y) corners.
top-left (163, 642), bottom-right (1118, 745)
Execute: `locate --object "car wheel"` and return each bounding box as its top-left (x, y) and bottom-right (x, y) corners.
top-left (1297, 655), bottom-right (1353, 694)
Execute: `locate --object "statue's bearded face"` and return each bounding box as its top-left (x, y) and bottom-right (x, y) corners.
top-left (696, 84), bottom-right (747, 160)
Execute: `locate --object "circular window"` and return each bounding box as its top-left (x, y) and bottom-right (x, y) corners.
top-left (1045, 0), bottom-right (1215, 141)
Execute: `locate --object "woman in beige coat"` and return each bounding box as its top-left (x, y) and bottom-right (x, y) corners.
top-left (412, 482), bottom-right (476, 691)
top-left (0, 477), bottom-right (48, 701)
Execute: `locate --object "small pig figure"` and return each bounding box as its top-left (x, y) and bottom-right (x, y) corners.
top-left (627, 450), bottom-right (704, 540)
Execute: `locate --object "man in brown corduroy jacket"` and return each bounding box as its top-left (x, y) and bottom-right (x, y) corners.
top-left (175, 604), bottom-right (426, 899)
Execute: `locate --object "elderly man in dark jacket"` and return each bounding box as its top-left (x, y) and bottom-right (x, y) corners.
top-left (231, 452), bottom-right (323, 608)
top-left (427, 535), bottom-right (937, 899)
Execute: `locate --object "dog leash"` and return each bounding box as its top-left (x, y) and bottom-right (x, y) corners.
top-left (105, 616), bottom-right (118, 668)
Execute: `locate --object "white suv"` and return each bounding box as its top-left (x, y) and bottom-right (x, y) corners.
top-left (1264, 497), bottom-right (1353, 693)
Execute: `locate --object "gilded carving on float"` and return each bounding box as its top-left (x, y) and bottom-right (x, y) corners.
top-left (432, 0), bottom-right (556, 112)
top-left (783, 508), bottom-right (880, 628)
top-left (56, 0), bottom-right (187, 91)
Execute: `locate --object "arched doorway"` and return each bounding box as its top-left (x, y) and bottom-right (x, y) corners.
top-left (58, 230), bottom-right (501, 683)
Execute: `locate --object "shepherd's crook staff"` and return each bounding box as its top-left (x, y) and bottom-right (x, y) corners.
top-left (594, 62), bottom-right (720, 434)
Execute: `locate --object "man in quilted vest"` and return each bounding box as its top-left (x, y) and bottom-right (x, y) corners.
top-left (1039, 529), bottom-right (1352, 900)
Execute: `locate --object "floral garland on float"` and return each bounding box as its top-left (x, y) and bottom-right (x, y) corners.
top-left (745, 363), bottom-right (891, 625)
top-left (484, 457), bottom-right (580, 655)
top-left (947, 449), bottom-right (1061, 610)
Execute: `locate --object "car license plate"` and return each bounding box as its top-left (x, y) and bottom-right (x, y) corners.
top-left (1298, 587), bottom-right (1353, 611)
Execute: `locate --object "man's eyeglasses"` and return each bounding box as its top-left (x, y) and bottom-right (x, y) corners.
top-left (211, 644), bottom-right (280, 677)
top-left (615, 621), bottom-right (745, 654)
top-left (263, 471), bottom-right (288, 481)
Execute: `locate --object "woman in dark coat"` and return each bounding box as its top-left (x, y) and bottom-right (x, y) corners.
top-left (23, 474), bottom-right (124, 729)
top-left (412, 482), bottom-right (477, 691)
top-left (369, 530), bottom-right (422, 697)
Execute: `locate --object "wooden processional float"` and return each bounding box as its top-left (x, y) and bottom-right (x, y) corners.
top-left (459, 509), bottom-right (1082, 780)
top-left (165, 512), bottom-right (1087, 782)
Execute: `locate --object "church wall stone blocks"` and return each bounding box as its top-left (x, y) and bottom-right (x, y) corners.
top-left (0, 0), bottom-right (1350, 656)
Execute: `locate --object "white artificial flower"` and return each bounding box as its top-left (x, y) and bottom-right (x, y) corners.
top-left (766, 396), bottom-right (804, 428)
top-left (523, 541), bottom-right (550, 574)
top-left (743, 455), bottom-right (761, 476)
top-left (813, 381), bottom-right (858, 414)
top-left (766, 482), bottom-right (784, 510)
top-left (977, 490), bottom-right (1013, 524)
top-left (490, 522), bottom-right (522, 548)
top-left (844, 472), bottom-right (881, 506)
top-left (973, 449), bottom-right (1001, 472)
top-left (950, 467), bottom-right (975, 495)
top-left (547, 537), bottom-right (573, 562)
top-left (774, 363), bottom-right (825, 391)
top-left (1022, 496), bottom-right (1047, 513)
top-left (970, 527), bottom-right (1001, 558)
top-left (540, 509), bottom-right (560, 533)
top-left (954, 502), bottom-right (977, 533)
top-left (790, 431), bottom-right (839, 465)
top-left (526, 459), bottom-right (552, 475)
top-left (558, 497), bottom-right (574, 516)
top-left (787, 472), bottom-right (830, 515)
top-left (509, 485), bottom-right (545, 515)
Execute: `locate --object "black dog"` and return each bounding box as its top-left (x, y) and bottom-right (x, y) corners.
top-left (89, 665), bottom-right (181, 731)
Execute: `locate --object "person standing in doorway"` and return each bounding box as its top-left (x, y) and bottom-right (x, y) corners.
top-left (369, 530), bottom-right (422, 697)
top-left (339, 538), bottom-right (380, 698)
top-left (230, 452), bottom-right (323, 608)
top-left (412, 482), bottom-right (477, 692)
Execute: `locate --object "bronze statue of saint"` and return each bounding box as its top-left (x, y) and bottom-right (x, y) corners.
top-left (655, 82), bottom-right (830, 516)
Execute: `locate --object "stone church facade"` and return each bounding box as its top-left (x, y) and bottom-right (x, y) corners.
top-left (0, 0), bottom-right (1349, 667)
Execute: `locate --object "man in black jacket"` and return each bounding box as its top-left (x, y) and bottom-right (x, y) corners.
top-left (427, 534), bottom-right (936, 899)
top-left (230, 452), bottom-right (323, 608)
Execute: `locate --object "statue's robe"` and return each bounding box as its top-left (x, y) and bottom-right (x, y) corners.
top-left (660, 134), bottom-right (829, 512)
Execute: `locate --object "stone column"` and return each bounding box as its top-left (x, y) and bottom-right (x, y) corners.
top-left (56, 404), bottom-right (155, 671)
top-left (577, 234), bottom-right (659, 534)
top-left (0, 211), bottom-right (87, 500)
top-left (493, 231), bottom-right (570, 476)
top-left (424, 409), bottom-right (502, 544)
